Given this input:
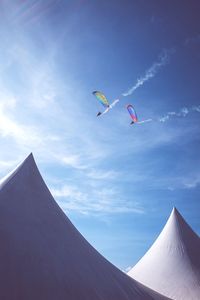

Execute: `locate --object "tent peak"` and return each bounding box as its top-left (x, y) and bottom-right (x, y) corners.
top-left (128, 207), bottom-right (200, 300)
top-left (0, 155), bottom-right (169, 300)
top-left (171, 206), bottom-right (178, 214)
top-left (170, 206), bottom-right (182, 220)
top-left (0, 153), bottom-right (36, 190)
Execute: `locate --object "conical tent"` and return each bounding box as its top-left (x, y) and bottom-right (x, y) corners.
top-left (0, 154), bottom-right (169, 300)
top-left (128, 207), bottom-right (200, 300)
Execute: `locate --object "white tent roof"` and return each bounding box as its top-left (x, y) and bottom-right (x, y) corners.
top-left (128, 207), bottom-right (200, 300)
top-left (0, 154), bottom-right (169, 300)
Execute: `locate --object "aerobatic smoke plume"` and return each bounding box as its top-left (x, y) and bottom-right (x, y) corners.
top-left (101, 99), bottom-right (119, 115)
top-left (122, 49), bottom-right (174, 96)
top-left (192, 105), bottom-right (200, 112)
top-left (158, 106), bottom-right (199, 122)
top-left (138, 119), bottom-right (152, 124)
top-left (138, 105), bottom-right (200, 125)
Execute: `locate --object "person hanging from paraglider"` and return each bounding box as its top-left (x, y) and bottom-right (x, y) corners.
top-left (92, 91), bottom-right (119, 117)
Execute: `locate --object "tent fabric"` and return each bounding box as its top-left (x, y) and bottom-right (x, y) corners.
top-left (0, 154), bottom-right (170, 300)
top-left (128, 207), bottom-right (200, 300)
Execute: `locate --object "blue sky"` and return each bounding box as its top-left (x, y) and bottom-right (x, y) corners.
top-left (0, 0), bottom-right (200, 271)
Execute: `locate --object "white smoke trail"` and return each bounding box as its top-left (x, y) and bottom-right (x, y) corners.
top-left (110, 99), bottom-right (119, 108)
top-left (192, 105), bottom-right (200, 112)
top-left (158, 106), bottom-right (195, 123)
top-left (100, 99), bottom-right (119, 115)
top-left (137, 105), bottom-right (200, 125)
top-left (122, 49), bottom-right (174, 97)
top-left (137, 119), bottom-right (152, 124)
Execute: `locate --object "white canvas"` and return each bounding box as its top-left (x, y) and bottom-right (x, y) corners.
top-left (128, 207), bottom-right (200, 299)
top-left (0, 154), bottom-right (169, 300)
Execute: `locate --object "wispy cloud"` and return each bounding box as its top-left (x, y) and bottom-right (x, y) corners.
top-left (0, 2), bottom-right (199, 223)
top-left (8, 0), bottom-right (62, 26)
top-left (0, 94), bottom-right (42, 147)
top-left (86, 169), bottom-right (119, 180)
top-left (0, 30), bottom-right (104, 168)
top-left (167, 175), bottom-right (200, 191)
top-left (51, 183), bottom-right (144, 215)
top-left (174, 172), bottom-right (200, 190)
top-left (51, 184), bottom-right (87, 201)
top-left (125, 171), bottom-right (200, 192)
top-left (183, 177), bottom-right (200, 189)
top-left (122, 49), bottom-right (174, 96)
top-left (57, 154), bottom-right (88, 170)
top-left (0, 159), bottom-right (21, 174)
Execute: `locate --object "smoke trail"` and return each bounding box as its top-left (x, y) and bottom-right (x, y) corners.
top-left (158, 106), bottom-right (195, 123)
top-left (122, 49), bottom-right (174, 97)
top-left (100, 99), bottom-right (119, 115)
top-left (137, 119), bottom-right (152, 124)
top-left (110, 99), bottom-right (119, 108)
top-left (138, 105), bottom-right (200, 125)
top-left (192, 105), bottom-right (200, 112)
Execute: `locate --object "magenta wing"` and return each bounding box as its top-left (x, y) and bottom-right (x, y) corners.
top-left (126, 104), bottom-right (138, 123)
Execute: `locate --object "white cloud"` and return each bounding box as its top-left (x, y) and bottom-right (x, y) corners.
top-left (0, 101), bottom-right (42, 148)
top-left (182, 175), bottom-right (200, 189)
top-left (57, 154), bottom-right (88, 170)
top-left (183, 181), bottom-right (200, 189)
top-left (87, 169), bottom-right (119, 180)
top-left (51, 183), bottom-right (144, 215)
top-left (0, 7), bottom-right (199, 222)
top-left (51, 185), bottom-right (87, 201)
top-left (154, 173), bottom-right (200, 191)
top-left (0, 159), bottom-right (21, 175)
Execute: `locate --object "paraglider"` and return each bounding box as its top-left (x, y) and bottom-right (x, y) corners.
top-left (92, 91), bottom-right (149, 126)
top-left (126, 104), bottom-right (138, 125)
top-left (93, 91), bottom-right (119, 116)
